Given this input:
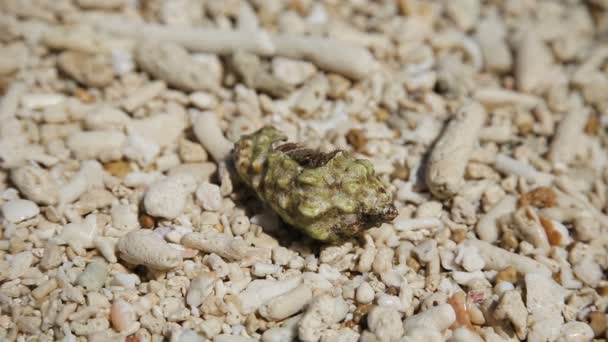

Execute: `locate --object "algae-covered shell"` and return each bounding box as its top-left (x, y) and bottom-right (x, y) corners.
top-left (233, 126), bottom-right (397, 243)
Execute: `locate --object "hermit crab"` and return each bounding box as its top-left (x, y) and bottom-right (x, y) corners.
top-left (233, 126), bottom-right (397, 243)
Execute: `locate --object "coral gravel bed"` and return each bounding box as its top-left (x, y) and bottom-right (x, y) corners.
top-left (0, 0), bottom-right (608, 341)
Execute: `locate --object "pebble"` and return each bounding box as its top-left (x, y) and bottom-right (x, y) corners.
top-left (123, 133), bottom-right (161, 166)
top-left (186, 273), bottom-right (217, 308)
top-left (154, 154), bottom-right (178, 172)
top-left (558, 322), bottom-right (594, 342)
top-left (77, 258), bottom-right (108, 291)
top-left (56, 214), bottom-right (99, 252)
top-left (168, 162), bottom-right (217, 184)
top-left (367, 306), bottom-right (404, 341)
top-left (10, 165), bottom-right (59, 205)
top-left (110, 299), bottom-right (136, 332)
top-left (8, 251), bottom-right (34, 279)
top-left (110, 204), bottom-right (139, 230)
top-left (111, 49), bottom-right (134, 75)
top-left (94, 237), bottom-right (118, 263)
top-left (494, 281), bottom-right (515, 296)
top-left (589, 311), bottom-right (607, 337)
top-left (252, 263), bottom-right (281, 277)
top-left (84, 105), bottom-right (131, 131)
top-left (356, 282), bottom-right (375, 304)
top-left (189, 91), bottom-right (217, 110)
top-left (139, 213), bottom-right (156, 229)
top-left (40, 242), bottom-right (63, 270)
top-left (1, 199), bottom-right (39, 223)
top-left (230, 215), bottom-right (250, 235)
top-left (179, 329), bottom-right (204, 342)
top-left (111, 273), bottom-right (140, 289)
top-left (196, 182), bottom-right (223, 211)
top-left (59, 160), bottom-right (104, 204)
top-left (117, 230), bottom-right (183, 270)
top-left (495, 266), bottom-right (519, 284)
top-left (271, 57), bottom-right (317, 85)
top-left (66, 130), bottom-right (126, 162)
top-left (127, 113), bottom-right (187, 148)
top-left (573, 257), bottom-right (603, 287)
top-left (144, 175), bottom-right (196, 219)
top-left (57, 51), bottom-right (115, 88)
top-left (21, 94), bottom-right (65, 110)
top-left (179, 138), bottom-right (208, 163)
top-left (103, 160), bottom-right (133, 178)
top-left (376, 294), bottom-right (402, 310)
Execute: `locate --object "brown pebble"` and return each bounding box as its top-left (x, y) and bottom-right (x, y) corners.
top-left (589, 311), bottom-right (607, 337)
top-left (391, 161), bottom-right (409, 181)
top-left (346, 129), bottom-right (368, 152)
top-left (73, 88), bottom-right (96, 104)
top-left (386, 287), bottom-right (399, 296)
top-left (502, 76), bottom-right (515, 90)
top-left (125, 335), bottom-right (140, 342)
top-left (495, 266), bottom-right (518, 284)
top-left (585, 113), bottom-right (600, 136)
top-left (599, 286), bottom-right (608, 297)
top-left (448, 291), bottom-right (473, 330)
top-left (451, 228), bottom-right (467, 243)
top-left (245, 313), bottom-right (262, 335)
top-left (104, 160), bottom-right (132, 179)
top-left (289, 0), bottom-right (309, 15)
top-left (9, 238), bottom-right (26, 254)
top-left (327, 74), bottom-right (351, 99)
top-left (515, 112), bottom-right (534, 135)
top-left (375, 108), bottom-right (390, 122)
top-left (139, 214), bottom-right (156, 229)
top-left (351, 303), bottom-right (372, 325)
top-left (58, 51), bottom-right (114, 88)
top-left (539, 215), bottom-right (562, 246)
top-left (519, 187), bottom-right (556, 208)
top-left (500, 229), bottom-right (519, 250)
top-left (0, 75), bottom-right (13, 95)
top-left (406, 256), bottom-right (421, 272)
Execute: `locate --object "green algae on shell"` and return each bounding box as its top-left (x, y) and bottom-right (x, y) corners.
top-left (233, 126), bottom-right (397, 243)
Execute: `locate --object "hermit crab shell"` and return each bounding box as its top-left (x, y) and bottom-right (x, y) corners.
top-left (233, 126), bottom-right (397, 243)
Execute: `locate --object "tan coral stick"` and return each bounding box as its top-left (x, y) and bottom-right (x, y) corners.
top-left (90, 17), bottom-right (378, 79)
top-left (464, 239), bottom-right (551, 276)
top-left (272, 34), bottom-right (377, 80)
top-left (90, 18), bottom-right (274, 55)
top-left (548, 100), bottom-right (590, 169)
top-left (426, 101), bottom-right (486, 199)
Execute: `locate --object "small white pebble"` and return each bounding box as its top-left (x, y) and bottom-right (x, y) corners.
top-left (196, 182), bottom-right (223, 211)
top-left (7, 251), bottom-right (34, 279)
top-left (355, 282), bottom-right (374, 304)
top-left (455, 244), bottom-right (485, 272)
top-left (144, 175), bottom-right (196, 219)
top-left (110, 299), bottom-right (136, 332)
top-left (1, 199), bottom-right (39, 223)
top-left (179, 329), bottom-right (203, 342)
top-left (230, 215), bottom-right (250, 235)
top-left (189, 92), bottom-right (217, 110)
top-left (252, 263), bottom-right (281, 277)
top-left (21, 94), bottom-right (65, 110)
top-left (377, 294), bottom-right (402, 311)
top-left (111, 273), bottom-right (140, 289)
top-left (56, 214), bottom-right (98, 253)
top-left (557, 322), bottom-right (594, 342)
top-left (111, 49), bottom-right (134, 75)
top-left (272, 57), bottom-right (317, 85)
top-left (77, 258), bottom-right (108, 291)
top-left (494, 281), bottom-right (514, 296)
top-left (117, 230), bottom-right (183, 270)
